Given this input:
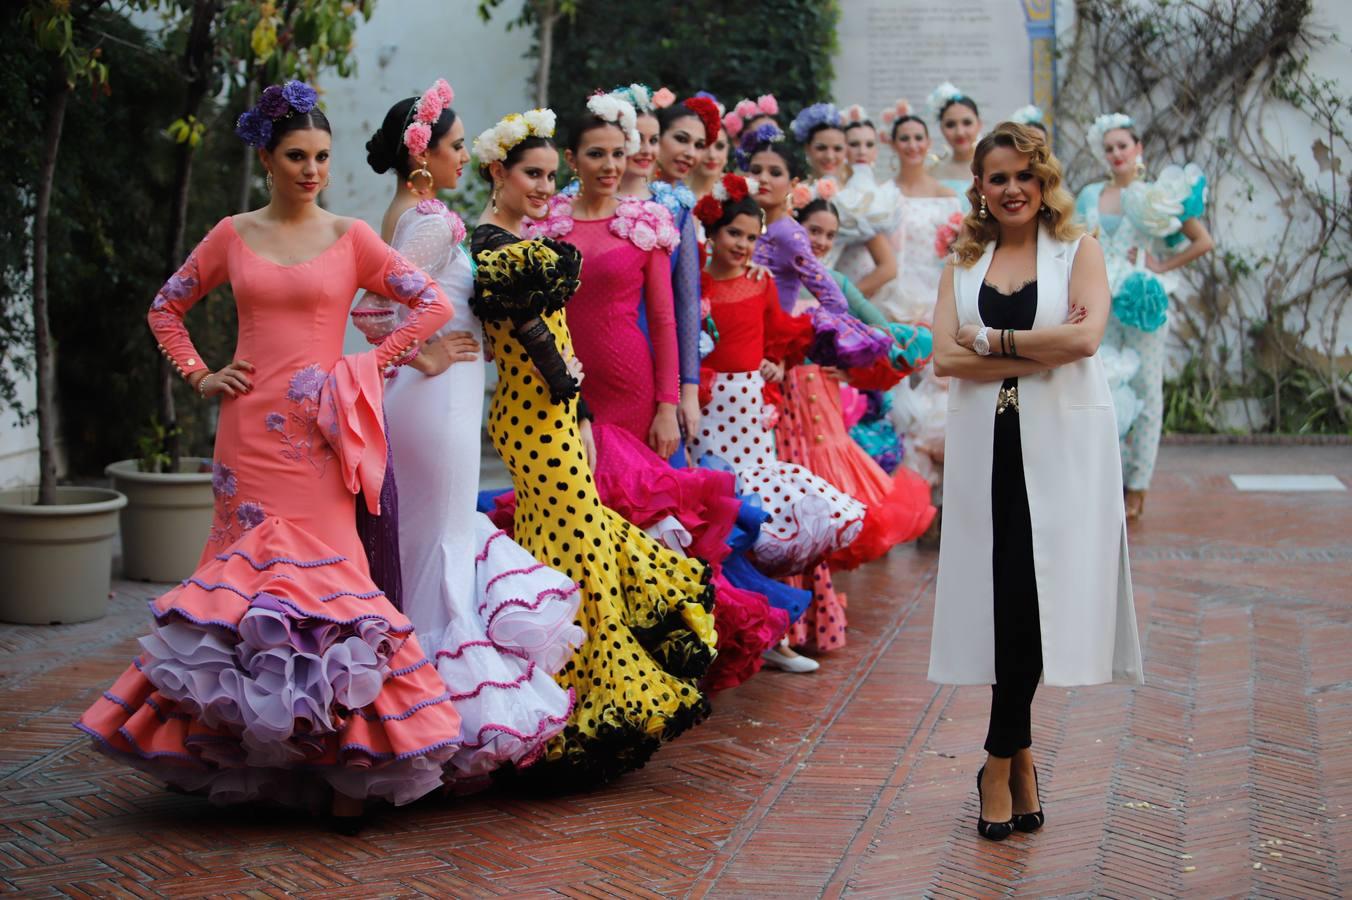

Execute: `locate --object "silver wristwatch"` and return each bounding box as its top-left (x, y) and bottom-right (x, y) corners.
top-left (973, 326), bottom-right (992, 356)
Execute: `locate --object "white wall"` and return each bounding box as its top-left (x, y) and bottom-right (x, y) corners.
top-left (0, 360), bottom-right (37, 489)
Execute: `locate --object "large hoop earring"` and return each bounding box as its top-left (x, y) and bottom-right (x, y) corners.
top-left (264, 171), bottom-right (273, 192)
top-left (406, 160), bottom-right (434, 196)
top-left (979, 195), bottom-right (988, 219)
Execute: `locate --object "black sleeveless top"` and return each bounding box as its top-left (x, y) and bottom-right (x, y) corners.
top-left (979, 280), bottom-right (1037, 391)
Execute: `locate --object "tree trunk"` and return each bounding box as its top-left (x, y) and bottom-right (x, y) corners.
top-left (535, 3), bottom-right (556, 108)
top-left (159, 0), bottom-right (221, 466)
top-left (33, 73), bottom-right (70, 505)
top-left (236, 80), bottom-right (257, 213)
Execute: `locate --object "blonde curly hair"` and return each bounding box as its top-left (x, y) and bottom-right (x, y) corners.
top-left (951, 122), bottom-right (1083, 267)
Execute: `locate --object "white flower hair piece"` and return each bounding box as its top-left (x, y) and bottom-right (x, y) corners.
top-left (473, 107), bottom-right (557, 164)
top-left (1010, 105), bottom-right (1044, 126)
top-left (844, 104), bottom-right (869, 124)
top-left (710, 176), bottom-right (757, 202)
top-left (586, 92), bottom-right (641, 155)
top-left (927, 82), bottom-right (968, 120)
top-left (1087, 112), bottom-right (1135, 150)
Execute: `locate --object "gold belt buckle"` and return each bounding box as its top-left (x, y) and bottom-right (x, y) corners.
top-left (996, 384), bottom-right (1019, 414)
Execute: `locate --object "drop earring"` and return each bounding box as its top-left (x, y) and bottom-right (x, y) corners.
top-left (979, 195), bottom-right (988, 219)
top-left (265, 171), bottom-right (273, 192)
top-left (491, 184), bottom-right (501, 214)
top-left (1134, 159), bottom-right (1146, 179)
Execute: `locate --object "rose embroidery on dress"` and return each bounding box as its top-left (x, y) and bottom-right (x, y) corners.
top-left (207, 460), bottom-right (266, 545)
top-left (150, 244), bottom-right (204, 313)
top-left (270, 364), bottom-right (335, 476)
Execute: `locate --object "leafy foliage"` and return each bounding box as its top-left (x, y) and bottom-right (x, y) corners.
top-left (498, 0), bottom-right (841, 124)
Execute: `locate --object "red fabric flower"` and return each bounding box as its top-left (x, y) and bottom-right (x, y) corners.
top-left (723, 174), bottom-right (749, 202)
top-left (683, 96), bottom-right (722, 144)
top-left (694, 194), bottom-right (724, 228)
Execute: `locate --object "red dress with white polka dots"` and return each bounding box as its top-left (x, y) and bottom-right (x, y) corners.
top-left (689, 271), bottom-right (866, 578)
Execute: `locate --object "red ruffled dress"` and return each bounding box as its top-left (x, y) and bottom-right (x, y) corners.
top-left (753, 217), bottom-right (936, 651)
top-left (77, 218), bottom-right (463, 807)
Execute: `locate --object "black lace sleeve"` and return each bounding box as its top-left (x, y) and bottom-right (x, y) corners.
top-left (471, 225), bottom-right (583, 404)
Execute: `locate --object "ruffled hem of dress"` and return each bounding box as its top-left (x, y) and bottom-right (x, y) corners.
top-left (705, 574), bottom-right (789, 693)
top-left (828, 465), bottom-right (935, 569)
top-left (739, 462), bottom-right (867, 577)
top-left (76, 517), bottom-right (462, 807)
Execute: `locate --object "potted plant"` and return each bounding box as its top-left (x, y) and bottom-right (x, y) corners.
top-left (104, 418), bottom-right (213, 582)
top-left (0, 2), bottom-right (143, 625)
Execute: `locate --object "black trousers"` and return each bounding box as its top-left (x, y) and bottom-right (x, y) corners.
top-left (985, 396), bottom-right (1043, 758)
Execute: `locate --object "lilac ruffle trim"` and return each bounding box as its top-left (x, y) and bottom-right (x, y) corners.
top-left (139, 593), bottom-right (400, 763)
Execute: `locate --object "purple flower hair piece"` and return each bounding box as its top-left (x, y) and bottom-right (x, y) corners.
top-left (235, 80), bottom-right (320, 148)
top-left (789, 102), bottom-right (844, 143)
top-left (234, 109), bottom-right (273, 149)
top-left (257, 85), bottom-right (290, 119)
top-left (281, 81), bottom-right (318, 114)
top-left (734, 122), bottom-right (786, 170)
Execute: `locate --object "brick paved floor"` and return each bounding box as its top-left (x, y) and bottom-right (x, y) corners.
top-left (1, 444), bottom-right (1348, 898)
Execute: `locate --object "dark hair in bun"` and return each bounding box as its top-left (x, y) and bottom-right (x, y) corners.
top-left (366, 96), bottom-right (458, 179)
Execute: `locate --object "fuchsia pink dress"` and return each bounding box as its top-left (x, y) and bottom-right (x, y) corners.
top-left (550, 199), bottom-right (682, 438)
top-left (78, 217), bottom-right (462, 807)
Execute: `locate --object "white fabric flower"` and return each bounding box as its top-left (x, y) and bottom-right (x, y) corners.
top-left (1010, 105), bottom-right (1044, 126)
top-left (927, 82), bottom-right (966, 120)
top-left (586, 93), bottom-right (640, 154)
top-left (522, 107), bottom-right (556, 137)
top-left (1087, 112), bottom-right (1135, 151)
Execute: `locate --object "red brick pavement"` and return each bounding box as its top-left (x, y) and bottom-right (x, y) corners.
top-left (0, 444), bottom-right (1348, 898)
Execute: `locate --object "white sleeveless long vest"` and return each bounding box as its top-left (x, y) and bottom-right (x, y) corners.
top-left (928, 226), bottom-right (1144, 687)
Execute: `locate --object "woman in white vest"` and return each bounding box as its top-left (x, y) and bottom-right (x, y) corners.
top-left (929, 123), bottom-right (1143, 841)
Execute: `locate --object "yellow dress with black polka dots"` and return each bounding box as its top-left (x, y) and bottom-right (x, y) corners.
top-left (471, 225), bottom-right (717, 785)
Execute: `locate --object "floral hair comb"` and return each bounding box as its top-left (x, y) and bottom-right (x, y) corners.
top-left (723, 94), bottom-right (779, 139)
top-left (693, 173), bottom-right (759, 229)
top-left (403, 78), bottom-right (454, 158)
top-left (878, 99), bottom-right (913, 126)
top-left (473, 108), bottom-right (557, 163)
top-left (234, 80), bottom-right (319, 148)
top-left (789, 102), bottom-right (844, 143)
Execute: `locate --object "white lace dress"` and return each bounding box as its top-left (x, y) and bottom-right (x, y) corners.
top-left (352, 201), bottom-right (583, 782)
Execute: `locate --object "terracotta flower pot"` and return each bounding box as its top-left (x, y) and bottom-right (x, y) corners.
top-left (0, 486), bottom-right (127, 624)
top-left (105, 458), bottom-right (213, 582)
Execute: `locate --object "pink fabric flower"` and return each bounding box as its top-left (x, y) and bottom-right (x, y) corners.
top-left (651, 87), bottom-right (676, 109)
top-left (816, 177), bottom-right (838, 200)
top-left (790, 183), bottom-right (813, 210)
top-left (416, 198), bottom-right (467, 245)
top-left (722, 112), bottom-right (743, 137)
top-left (610, 198), bottom-right (679, 252)
top-left (404, 122), bottom-right (432, 157)
top-left (757, 95), bottom-right (779, 115)
top-left (735, 99), bottom-right (759, 119)
top-left (523, 194), bottom-right (576, 240)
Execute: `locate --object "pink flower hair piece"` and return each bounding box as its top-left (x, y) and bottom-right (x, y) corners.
top-left (756, 94), bottom-right (779, 116)
top-left (735, 99), bottom-right (759, 119)
top-left (403, 77), bottom-right (455, 157)
top-left (844, 104), bottom-right (867, 124)
top-left (790, 183), bottom-right (813, 210)
top-left (879, 99), bottom-right (912, 126)
top-left (723, 111), bottom-right (744, 138)
top-left (404, 122), bottom-right (433, 157)
top-left (815, 177), bottom-right (839, 201)
top-left (651, 87), bottom-right (676, 109)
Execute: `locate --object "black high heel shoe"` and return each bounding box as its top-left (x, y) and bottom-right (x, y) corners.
top-left (975, 765), bottom-right (1014, 841)
top-left (1012, 764), bottom-right (1045, 833)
